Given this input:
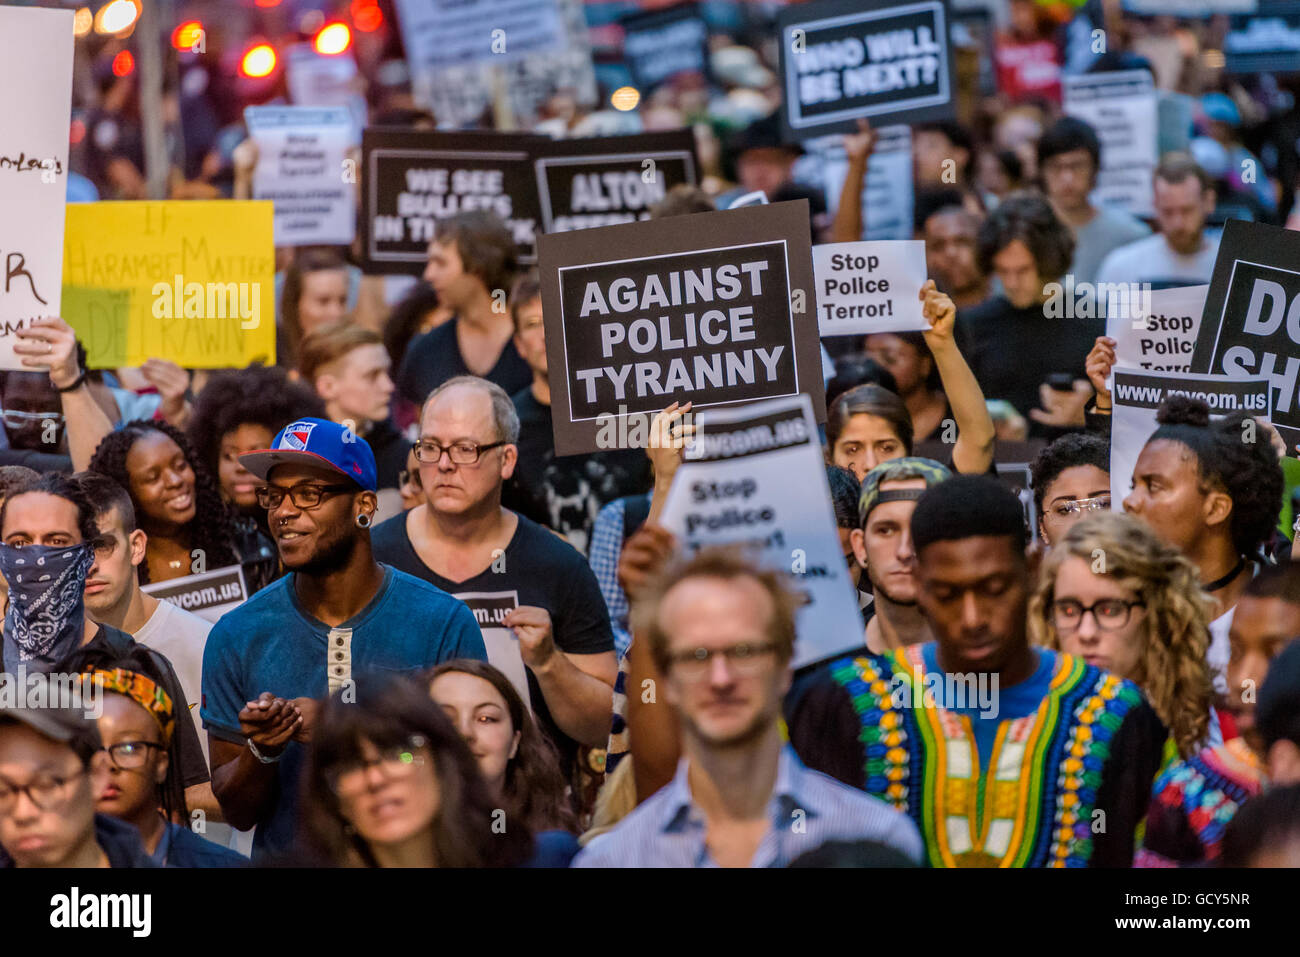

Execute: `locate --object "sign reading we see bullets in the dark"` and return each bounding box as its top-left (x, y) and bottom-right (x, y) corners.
top-left (538, 201), bottom-right (823, 456)
top-left (778, 0), bottom-right (955, 139)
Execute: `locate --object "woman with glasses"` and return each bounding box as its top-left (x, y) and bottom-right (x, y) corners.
top-left (88, 420), bottom-right (276, 590)
top-left (62, 644), bottom-right (244, 867)
top-left (300, 673), bottom-right (532, 868)
top-left (1028, 432), bottom-right (1111, 548)
top-left (397, 447), bottom-right (423, 511)
top-left (1029, 510), bottom-right (1217, 762)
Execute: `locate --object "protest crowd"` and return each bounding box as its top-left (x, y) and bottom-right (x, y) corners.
top-left (6, 0), bottom-right (1300, 879)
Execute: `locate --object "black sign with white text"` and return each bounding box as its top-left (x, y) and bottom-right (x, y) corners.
top-left (778, 0), bottom-right (956, 139)
top-left (620, 2), bottom-right (711, 91)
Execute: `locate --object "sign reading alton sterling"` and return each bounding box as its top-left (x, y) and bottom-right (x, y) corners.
top-left (538, 201), bottom-right (823, 456)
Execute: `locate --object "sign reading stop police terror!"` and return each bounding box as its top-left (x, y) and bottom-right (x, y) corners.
top-left (778, 0), bottom-right (955, 140)
top-left (1190, 220), bottom-right (1300, 455)
top-left (538, 201), bottom-right (823, 456)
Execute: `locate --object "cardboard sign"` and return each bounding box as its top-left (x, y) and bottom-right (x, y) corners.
top-left (538, 201), bottom-right (823, 456)
top-left (453, 590), bottom-right (532, 708)
top-left (142, 565), bottom-right (248, 624)
top-left (813, 240), bottom-right (928, 336)
top-left (1110, 370), bottom-right (1272, 508)
top-left (245, 106), bottom-right (356, 246)
top-left (533, 130), bottom-right (698, 234)
top-left (620, 2), bottom-right (711, 91)
top-left (1106, 285), bottom-right (1207, 374)
top-left (1063, 70), bottom-right (1158, 218)
top-left (1189, 220), bottom-right (1300, 453)
top-left (361, 129), bottom-right (544, 272)
top-left (1225, 3), bottom-right (1300, 74)
top-left (62, 201), bottom-right (276, 368)
top-left (815, 126), bottom-right (914, 241)
top-left (658, 393), bottom-right (865, 668)
top-left (394, 0), bottom-right (565, 72)
top-left (778, 0), bottom-right (955, 140)
top-left (0, 5), bottom-right (73, 370)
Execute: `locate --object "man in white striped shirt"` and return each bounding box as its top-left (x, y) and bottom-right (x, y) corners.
top-left (573, 547), bottom-right (922, 867)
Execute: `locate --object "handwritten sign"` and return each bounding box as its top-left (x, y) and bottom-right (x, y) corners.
top-left (0, 5), bottom-right (73, 370)
top-left (62, 202), bottom-right (276, 368)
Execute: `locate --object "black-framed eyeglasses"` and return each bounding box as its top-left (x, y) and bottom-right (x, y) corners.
top-left (398, 468), bottom-right (423, 489)
top-left (665, 641), bottom-right (779, 680)
top-left (102, 740), bottom-right (165, 771)
top-left (325, 734), bottom-right (428, 795)
top-left (1051, 598), bottom-right (1145, 632)
top-left (0, 769), bottom-right (87, 814)
top-left (256, 483), bottom-right (355, 510)
top-left (412, 439), bottom-right (506, 466)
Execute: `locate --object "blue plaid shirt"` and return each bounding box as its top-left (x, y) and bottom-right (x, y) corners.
top-left (573, 745), bottom-right (924, 867)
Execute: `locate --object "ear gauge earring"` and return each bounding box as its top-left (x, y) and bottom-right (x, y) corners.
top-left (356, 513), bottom-right (372, 529)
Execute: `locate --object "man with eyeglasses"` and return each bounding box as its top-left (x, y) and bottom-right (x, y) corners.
top-left (0, 680), bottom-right (155, 868)
top-left (371, 376), bottom-right (618, 778)
top-left (788, 476), bottom-right (1167, 867)
top-left (200, 417), bottom-right (485, 860)
top-left (573, 547), bottom-right (922, 867)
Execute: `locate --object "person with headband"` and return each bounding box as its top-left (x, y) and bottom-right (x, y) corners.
top-left (201, 418), bottom-right (486, 861)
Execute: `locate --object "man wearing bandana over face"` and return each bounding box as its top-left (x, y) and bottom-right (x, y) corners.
top-left (0, 473), bottom-right (211, 798)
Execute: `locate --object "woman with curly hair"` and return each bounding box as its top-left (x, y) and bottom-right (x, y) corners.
top-left (428, 659), bottom-right (579, 862)
top-left (1029, 509), bottom-right (1215, 761)
top-left (186, 365), bottom-right (324, 538)
top-left (87, 420), bottom-right (276, 590)
top-left (300, 673), bottom-right (533, 868)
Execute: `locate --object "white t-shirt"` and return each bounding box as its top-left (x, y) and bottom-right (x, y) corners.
top-left (1095, 232), bottom-right (1221, 289)
top-left (1207, 605), bottom-right (1234, 697)
top-left (134, 600), bottom-right (213, 761)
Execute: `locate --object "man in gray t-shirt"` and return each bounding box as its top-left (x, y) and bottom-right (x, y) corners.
top-left (1039, 117), bottom-right (1151, 284)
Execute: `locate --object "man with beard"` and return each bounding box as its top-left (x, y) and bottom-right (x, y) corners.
top-left (200, 418), bottom-right (485, 859)
top-left (573, 547), bottom-right (922, 867)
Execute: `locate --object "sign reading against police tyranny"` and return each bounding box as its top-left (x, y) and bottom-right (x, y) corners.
top-left (533, 130), bottom-right (698, 233)
top-left (361, 129), bottom-right (544, 271)
top-left (0, 5), bottom-right (73, 370)
top-left (1189, 220), bottom-right (1300, 454)
top-left (658, 393), bottom-right (865, 669)
top-left (778, 0), bottom-right (956, 140)
top-left (537, 201), bottom-right (822, 456)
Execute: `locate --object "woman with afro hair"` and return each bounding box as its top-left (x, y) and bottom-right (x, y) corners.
top-left (186, 365), bottom-right (324, 540)
top-left (88, 420), bottom-right (277, 591)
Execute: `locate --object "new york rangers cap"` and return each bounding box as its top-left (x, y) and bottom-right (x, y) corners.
top-left (239, 418), bottom-right (378, 492)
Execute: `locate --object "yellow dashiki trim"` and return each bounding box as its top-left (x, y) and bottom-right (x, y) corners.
top-left (829, 645), bottom-right (1143, 868)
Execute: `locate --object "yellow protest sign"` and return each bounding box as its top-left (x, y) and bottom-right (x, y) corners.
top-left (62, 201), bottom-right (276, 368)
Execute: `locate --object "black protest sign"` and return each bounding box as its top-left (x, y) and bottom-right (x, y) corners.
top-left (533, 130), bottom-right (698, 234)
top-left (1224, 3), bottom-right (1300, 75)
top-left (778, 0), bottom-right (955, 140)
top-left (1189, 219), bottom-right (1300, 452)
top-left (360, 129), bottom-right (544, 272)
top-left (538, 201), bottom-right (823, 456)
top-left (620, 2), bottom-right (711, 91)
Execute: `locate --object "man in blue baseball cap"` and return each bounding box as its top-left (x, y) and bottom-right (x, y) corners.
top-left (199, 418), bottom-right (486, 860)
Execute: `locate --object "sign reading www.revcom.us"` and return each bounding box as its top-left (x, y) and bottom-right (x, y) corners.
top-left (141, 565), bottom-right (248, 624)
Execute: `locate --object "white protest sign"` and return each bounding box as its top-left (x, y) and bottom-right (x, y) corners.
top-left (395, 0), bottom-right (565, 72)
top-left (1106, 285), bottom-right (1207, 374)
top-left (454, 591), bottom-right (531, 708)
top-left (816, 126), bottom-right (914, 240)
top-left (141, 565), bottom-right (248, 624)
top-left (245, 106), bottom-right (356, 246)
top-left (1064, 70), bottom-right (1158, 218)
top-left (0, 5), bottom-right (73, 370)
top-left (285, 44), bottom-right (366, 135)
top-left (728, 190), bottom-right (770, 209)
top-left (659, 393), bottom-right (865, 669)
top-left (1109, 369), bottom-right (1271, 509)
top-left (814, 240), bottom-right (928, 336)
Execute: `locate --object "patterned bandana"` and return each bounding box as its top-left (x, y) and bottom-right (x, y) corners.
top-left (0, 542), bottom-right (95, 674)
top-left (857, 457), bottom-right (952, 528)
top-left (83, 667), bottom-right (176, 744)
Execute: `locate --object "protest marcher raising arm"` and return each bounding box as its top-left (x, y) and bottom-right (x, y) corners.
top-left (830, 119), bottom-right (876, 243)
top-left (918, 280), bottom-right (995, 475)
top-left (13, 317), bottom-right (113, 473)
top-left (645, 402), bottom-right (695, 526)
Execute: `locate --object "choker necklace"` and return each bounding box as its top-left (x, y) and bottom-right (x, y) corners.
top-left (1204, 557), bottom-right (1247, 592)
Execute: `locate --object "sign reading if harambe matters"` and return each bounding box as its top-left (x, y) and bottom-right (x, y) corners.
top-left (658, 393), bottom-right (865, 669)
top-left (778, 0), bottom-right (955, 140)
top-left (1189, 220), bottom-right (1300, 454)
top-left (538, 201), bottom-right (823, 456)
top-left (0, 5), bottom-right (73, 370)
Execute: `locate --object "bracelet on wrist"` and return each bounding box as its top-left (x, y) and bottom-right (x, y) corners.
top-left (54, 369), bottom-right (88, 393)
top-left (247, 737), bottom-right (283, 764)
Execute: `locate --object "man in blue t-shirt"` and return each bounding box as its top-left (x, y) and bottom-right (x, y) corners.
top-left (201, 418), bottom-right (484, 858)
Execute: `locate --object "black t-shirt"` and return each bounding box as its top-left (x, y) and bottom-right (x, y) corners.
top-left (363, 418), bottom-right (411, 490)
top-left (369, 510), bottom-right (615, 767)
top-left (504, 388), bottom-right (653, 555)
top-left (956, 295), bottom-right (1103, 437)
top-left (396, 318), bottom-right (533, 406)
